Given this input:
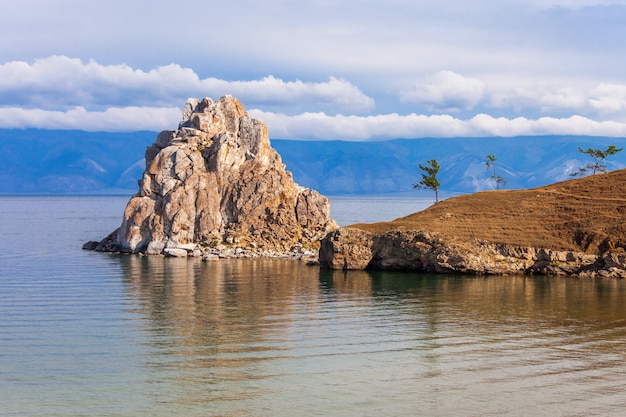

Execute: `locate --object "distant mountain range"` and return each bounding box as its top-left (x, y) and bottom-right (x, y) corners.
top-left (1, 129), bottom-right (625, 196)
top-left (0, 130), bottom-right (154, 194)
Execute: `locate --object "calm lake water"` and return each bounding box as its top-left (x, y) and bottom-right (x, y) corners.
top-left (1, 196), bottom-right (626, 416)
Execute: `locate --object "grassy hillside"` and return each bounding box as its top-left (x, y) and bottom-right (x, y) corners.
top-left (353, 169), bottom-right (626, 254)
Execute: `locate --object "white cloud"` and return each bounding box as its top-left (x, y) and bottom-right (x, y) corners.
top-left (588, 83), bottom-right (626, 113)
top-left (485, 79), bottom-right (626, 118)
top-left (540, 87), bottom-right (588, 112)
top-left (4, 104), bottom-right (626, 139)
top-left (4, 0), bottom-right (626, 115)
top-left (250, 110), bottom-right (469, 140)
top-left (400, 72), bottom-right (626, 118)
top-left (400, 71), bottom-right (486, 112)
top-left (467, 114), bottom-right (626, 137)
top-left (0, 56), bottom-right (374, 114)
top-left (251, 110), bottom-right (626, 140)
top-left (200, 75), bottom-right (374, 113)
top-left (0, 106), bottom-right (180, 131)
top-left (4, 56), bottom-right (626, 139)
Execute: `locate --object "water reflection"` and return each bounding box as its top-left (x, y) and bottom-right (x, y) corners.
top-left (118, 257), bottom-right (626, 416)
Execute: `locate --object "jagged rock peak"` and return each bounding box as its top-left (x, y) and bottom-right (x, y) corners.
top-left (90, 95), bottom-right (338, 257)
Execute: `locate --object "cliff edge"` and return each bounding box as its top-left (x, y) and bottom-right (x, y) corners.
top-left (320, 169), bottom-right (626, 277)
top-left (86, 96), bottom-right (337, 258)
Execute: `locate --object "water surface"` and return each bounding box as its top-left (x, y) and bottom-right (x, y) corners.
top-left (1, 196), bottom-right (625, 416)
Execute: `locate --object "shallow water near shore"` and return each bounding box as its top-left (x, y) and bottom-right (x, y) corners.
top-left (2, 195), bottom-right (626, 416)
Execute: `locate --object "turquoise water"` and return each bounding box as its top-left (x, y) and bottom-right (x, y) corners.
top-left (1, 196), bottom-right (626, 416)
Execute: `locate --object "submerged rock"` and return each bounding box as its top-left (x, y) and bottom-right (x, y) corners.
top-left (88, 96), bottom-right (337, 257)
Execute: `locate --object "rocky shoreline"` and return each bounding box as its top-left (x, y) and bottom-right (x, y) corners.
top-left (318, 228), bottom-right (626, 278)
top-left (317, 169), bottom-right (626, 278)
top-left (85, 223), bottom-right (626, 278)
top-left (84, 233), bottom-right (318, 262)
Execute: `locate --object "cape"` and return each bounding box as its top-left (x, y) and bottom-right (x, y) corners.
top-left (320, 169), bottom-right (626, 277)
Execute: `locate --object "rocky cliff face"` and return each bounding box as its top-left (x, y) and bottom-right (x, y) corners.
top-left (90, 96), bottom-right (337, 257)
top-left (319, 170), bottom-right (626, 278)
top-left (319, 228), bottom-right (626, 277)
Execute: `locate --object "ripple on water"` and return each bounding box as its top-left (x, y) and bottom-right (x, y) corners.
top-left (2, 197), bottom-right (626, 416)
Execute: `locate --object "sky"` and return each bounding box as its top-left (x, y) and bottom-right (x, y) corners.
top-left (3, 0), bottom-right (626, 140)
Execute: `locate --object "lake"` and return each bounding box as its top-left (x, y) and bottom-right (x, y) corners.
top-left (1, 196), bottom-right (626, 416)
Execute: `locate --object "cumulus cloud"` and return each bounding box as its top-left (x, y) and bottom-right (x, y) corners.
top-left (202, 75), bottom-right (375, 113)
top-left (4, 104), bottom-right (626, 138)
top-left (540, 87), bottom-right (588, 112)
top-left (400, 71), bottom-right (486, 112)
top-left (4, 56), bottom-right (626, 139)
top-left (0, 56), bottom-right (374, 114)
top-left (0, 106), bottom-right (180, 131)
top-left (486, 80), bottom-right (626, 117)
top-left (588, 83), bottom-right (626, 113)
top-left (250, 109), bottom-right (626, 140)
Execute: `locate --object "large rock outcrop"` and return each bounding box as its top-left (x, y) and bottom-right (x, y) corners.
top-left (319, 229), bottom-right (618, 276)
top-left (320, 169), bottom-right (626, 277)
top-left (90, 96), bottom-right (337, 257)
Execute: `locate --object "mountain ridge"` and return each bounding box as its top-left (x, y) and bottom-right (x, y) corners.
top-left (1, 129), bottom-right (625, 195)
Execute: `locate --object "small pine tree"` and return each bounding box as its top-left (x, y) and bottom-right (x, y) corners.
top-left (414, 159), bottom-right (441, 203)
top-left (571, 145), bottom-right (623, 176)
top-left (485, 153), bottom-right (507, 190)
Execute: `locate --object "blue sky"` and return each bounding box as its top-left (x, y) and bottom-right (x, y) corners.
top-left (3, 0), bottom-right (626, 140)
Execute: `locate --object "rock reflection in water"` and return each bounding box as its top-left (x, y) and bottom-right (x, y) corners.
top-left (118, 257), bottom-right (626, 417)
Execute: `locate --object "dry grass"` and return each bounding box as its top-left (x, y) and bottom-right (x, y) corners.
top-left (351, 169), bottom-right (626, 253)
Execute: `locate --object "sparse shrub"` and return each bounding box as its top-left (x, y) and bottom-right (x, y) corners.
top-left (571, 145), bottom-right (623, 177)
top-left (485, 153), bottom-right (507, 190)
top-left (414, 159), bottom-right (441, 203)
